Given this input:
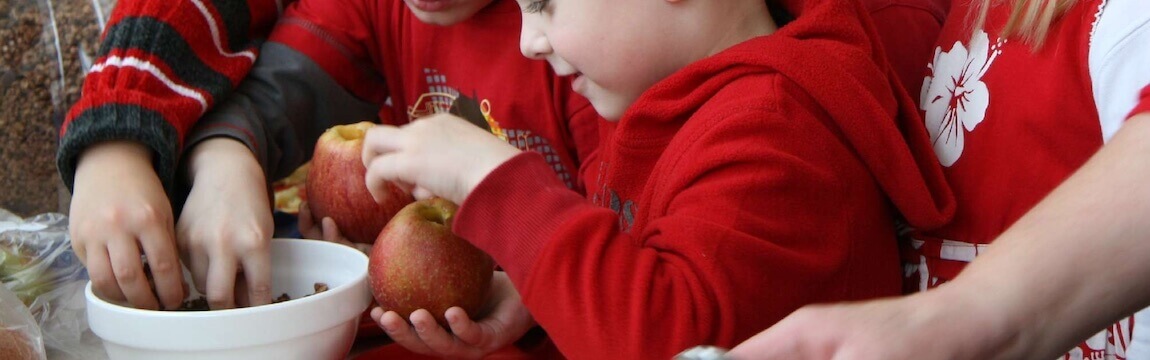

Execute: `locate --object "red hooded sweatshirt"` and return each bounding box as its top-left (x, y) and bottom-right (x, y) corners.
top-left (453, 0), bottom-right (954, 358)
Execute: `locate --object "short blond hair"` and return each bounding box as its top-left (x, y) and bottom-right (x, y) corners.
top-left (971, 0), bottom-right (1077, 48)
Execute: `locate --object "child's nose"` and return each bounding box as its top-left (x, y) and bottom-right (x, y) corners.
top-left (519, 26), bottom-right (550, 59)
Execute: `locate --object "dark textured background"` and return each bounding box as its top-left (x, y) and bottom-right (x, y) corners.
top-left (1, 0), bottom-right (113, 217)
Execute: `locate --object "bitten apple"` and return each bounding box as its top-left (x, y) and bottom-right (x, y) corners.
top-left (369, 198), bottom-right (494, 326)
top-left (306, 121), bottom-right (414, 244)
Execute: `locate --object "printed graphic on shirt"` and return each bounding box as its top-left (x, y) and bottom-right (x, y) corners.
top-left (407, 68), bottom-right (575, 188)
top-left (920, 30), bottom-right (1004, 167)
top-left (589, 161), bottom-right (636, 233)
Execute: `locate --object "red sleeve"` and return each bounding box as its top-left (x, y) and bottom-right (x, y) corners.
top-left (456, 101), bottom-right (902, 358)
top-left (268, 0), bottom-right (389, 104)
top-left (1129, 84), bottom-right (1150, 119)
top-left (863, 0), bottom-right (950, 98)
top-left (57, 0), bottom-right (284, 193)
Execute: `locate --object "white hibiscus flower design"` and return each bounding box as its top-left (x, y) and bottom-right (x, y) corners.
top-left (920, 30), bottom-right (1003, 167)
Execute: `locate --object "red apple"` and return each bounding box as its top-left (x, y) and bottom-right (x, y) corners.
top-left (369, 198), bottom-right (494, 326)
top-left (306, 121), bottom-right (415, 244)
top-left (0, 328), bottom-right (37, 360)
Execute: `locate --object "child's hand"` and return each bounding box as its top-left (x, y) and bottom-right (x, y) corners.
top-left (177, 138), bottom-right (273, 309)
top-left (370, 272), bottom-right (535, 359)
top-left (298, 202), bottom-right (372, 253)
top-left (362, 114), bottom-right (520, 205)
top-left (69, 141), bottom-right (186, 311)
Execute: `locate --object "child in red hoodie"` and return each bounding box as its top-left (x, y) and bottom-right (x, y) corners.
top-left (360, 0), bottom-right (955, 357)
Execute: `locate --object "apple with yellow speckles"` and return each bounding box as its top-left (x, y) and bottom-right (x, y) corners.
top-left (368, 198), bottom-right (494, 326)
top-left (306, 121), bottom-right (415, 244)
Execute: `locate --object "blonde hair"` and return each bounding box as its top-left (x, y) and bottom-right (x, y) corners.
top-left (971, 0), bottom-right (1077, 48)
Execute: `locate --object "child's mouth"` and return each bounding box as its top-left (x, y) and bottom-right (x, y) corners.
top-left (571, 73), bottom-right (586, 93)
top-left (408, 0), bottom-right (451, 12)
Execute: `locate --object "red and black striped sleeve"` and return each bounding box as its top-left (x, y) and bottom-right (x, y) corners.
top-left (56, 0), bottom-right (287, 194)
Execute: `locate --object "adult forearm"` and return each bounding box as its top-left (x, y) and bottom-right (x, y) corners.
top-left (937, 112), bottom-right (1150, 358)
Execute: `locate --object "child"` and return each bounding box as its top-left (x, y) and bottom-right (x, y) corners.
top-left (359, 0), bottom-right (955, 357)
top-left (726, 0), bottom-right (1150, 359)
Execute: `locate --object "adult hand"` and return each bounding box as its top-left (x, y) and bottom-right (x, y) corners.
top-left (362, 113), bottom-right (520, 205)
top-left (177, 138), bottom-right (273, 309)
top-left (69, 141), bottom-right (185, 310)
top-left (725, 289), bottom-right (1014, 360)
top-left (370, 272), bottom-right (534, 359)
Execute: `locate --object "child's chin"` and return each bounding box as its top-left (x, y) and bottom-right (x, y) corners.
top-left (405, 0), bottom-right (488, 26)
top-left (590, 102), bottom-right (626, 122)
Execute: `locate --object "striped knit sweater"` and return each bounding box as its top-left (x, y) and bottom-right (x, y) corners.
top-left (56, 0), bottom-right (287, 195)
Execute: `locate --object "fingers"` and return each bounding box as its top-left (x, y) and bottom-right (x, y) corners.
top-left (364, 155), bottom-right (413, 204)
top-left (444, 307), bottom-right (484, 345)
top-left (205, 252), bottom-right (239, 310)
top-left (412, 186), bottom-right (435, 201)
top-left (106, 239), bottom-right (160, 310)
top-left (185, 243), bottom-right (211, 295)
top-left (370, 307), bottom-right (385, 323)
top-left (362, 125), bottom-right (421, 204)
top-left (137, 224), bottom-right (185, 310)
top-left (379, 311), bottom-right (435, 355)
top-left (240, 241), bottom-right (273, 307)
top-left (85, 246), bottom-right (128, 305)
top-left (298, 202), bottom-right (323, 240)
top-left (361, 125), bottom-right (404, 169)
top-left (409, 309), bottom-right (463, 352)
top-left (321, 217), bottom-right (352, 246)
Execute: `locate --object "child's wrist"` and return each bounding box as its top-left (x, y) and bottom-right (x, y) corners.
top-left (76, 141), bottom-right (155, 179)
top-left (185, 137), bottom-right (263, 182)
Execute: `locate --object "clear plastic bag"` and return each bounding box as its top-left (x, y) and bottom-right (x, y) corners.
top-left (0, 282), bottom-right (45, 360)
top-left (1, 208), bottom-right (106, 360)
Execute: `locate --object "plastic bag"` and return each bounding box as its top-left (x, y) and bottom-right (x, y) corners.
top-left (0, 0), bottom-right (116, 218)
top-left (1, 208), bottom-right (107, 360)
top-left (0, 271), bottom-right (46, 360)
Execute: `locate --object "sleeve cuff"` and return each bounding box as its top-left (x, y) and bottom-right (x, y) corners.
top-left (56, 103), bottom-right (180, 195)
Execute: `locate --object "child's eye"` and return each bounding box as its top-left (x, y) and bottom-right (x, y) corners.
top-left (524, 0), bottom-right (549, 14)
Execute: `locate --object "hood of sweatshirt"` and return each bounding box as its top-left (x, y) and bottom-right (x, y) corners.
top-left (617, 0), bottom-right (955, 230)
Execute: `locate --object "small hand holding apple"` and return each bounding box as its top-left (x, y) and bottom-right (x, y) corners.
top-left (371, 272), bottom-right (535, 359)
top-left (361, 113), bottom-right (520, 205)
top-left (177, 138), bottom-right (274, 309)
top-left (297, 202), bottom-right (373, 254)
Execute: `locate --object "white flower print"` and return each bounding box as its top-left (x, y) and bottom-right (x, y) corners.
top-left (920, 30), bottom-right (1003, 167)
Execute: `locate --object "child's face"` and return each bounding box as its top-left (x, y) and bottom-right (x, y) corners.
top-left (405, 0), bottom-right (497, 25)
top-left (516, 0), bottom-right (691, 120)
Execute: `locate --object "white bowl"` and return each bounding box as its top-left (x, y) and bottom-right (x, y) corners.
top-left (86, 238), bottom-right (371, 360)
